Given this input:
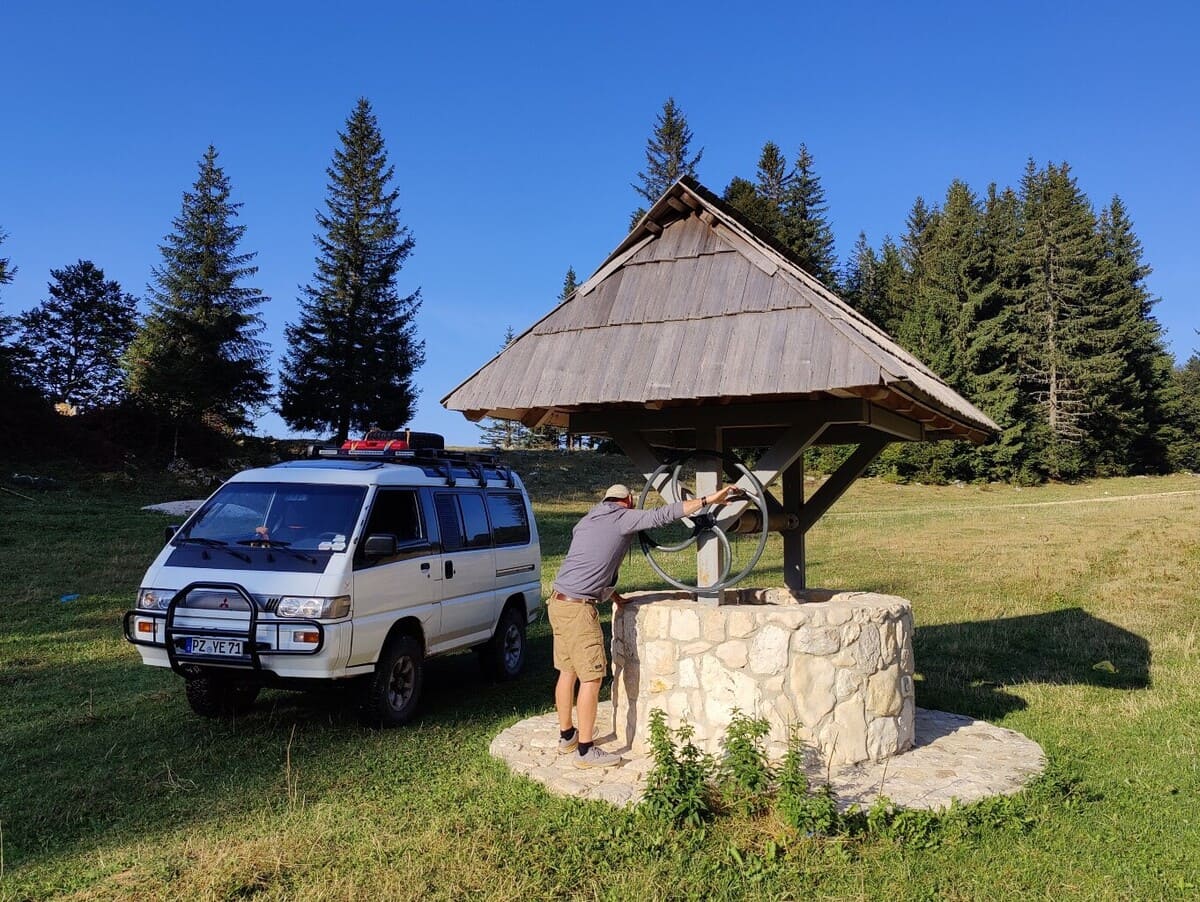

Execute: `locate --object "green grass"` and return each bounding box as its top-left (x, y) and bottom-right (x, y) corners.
top-left (3, 459), bottom-right (1200, 899)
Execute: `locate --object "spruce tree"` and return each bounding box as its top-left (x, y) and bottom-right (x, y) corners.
top-left (630, 97), bottom-right (703, 226)
top-left (1093, 196), bottom-right (1174, 473)
top-left (0, 227), bottom-right (21, 388)
top-left (967, 184), bottom-right (1030, 480)
top-left (1166, 353), bottom-right (1200, 471)
top-left (125, 147), bottom-right (270, 439)
top-left (777, 144), bottom-right (839, 286)
top-left (280, 98), bottom-right (425, 444)
top-left (19, 260), bottom-right (138, 411)
top-left (478, 326), bottom-right (528, 449)
top-left (1015, 161), bottom-right (1105, 478)
top-left (841, 232), bottom-right (879, 320)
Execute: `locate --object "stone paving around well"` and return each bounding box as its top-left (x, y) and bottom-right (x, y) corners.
top-left (489, 704), bottom-right (1046, 811)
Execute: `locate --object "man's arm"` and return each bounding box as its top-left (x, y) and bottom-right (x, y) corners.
top-left (615, 485), bottom-right (745, 535)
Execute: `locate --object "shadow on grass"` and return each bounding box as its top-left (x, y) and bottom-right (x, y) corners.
top-left (913, 606), bottom-right (1150, 720)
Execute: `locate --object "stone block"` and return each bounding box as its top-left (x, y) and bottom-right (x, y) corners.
top-left (727, 608), bottom-right (757, 638)
top-left (858, 623), bottom-right (882, 671)
top-left (670, 608), bottom-right (700, 641)
top-left (866, 716), bottom-right (900, 761)
top-left (824, 602), bottom-right (854, 626)
top-left (679, 657), bottom-right (699, 688)
top-left (795, 626), bottom-right (841, 655)
top-left (645, 641), bottom-right (677, 676)
top-left (791, 653), bottom-right (836, 726)
top-left (826, 697), bottom-right (868, 764)
top-left (835, 668), bottom-right (861, 701)
top-left (748, 623), bottom-right (790, 675)
top-left (866, 666), bottom-right (903, 716)
top-left (715, 640), bottom-right (748, 669)
top-left (701, 607), bottom-right (727, 642)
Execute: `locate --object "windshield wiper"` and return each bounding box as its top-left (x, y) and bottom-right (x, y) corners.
top-left (235, 538), bottom-right (318, 564)
top-left (176, 536), bottom-right (251, 563)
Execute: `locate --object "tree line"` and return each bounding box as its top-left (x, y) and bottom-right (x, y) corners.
top-left (567, 98), bottom-right (1198, 483)
top-left (0, 98), bottom-right (421, 459)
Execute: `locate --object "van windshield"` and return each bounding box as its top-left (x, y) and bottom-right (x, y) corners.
top-left (180, 483), bottom-right (367, 552)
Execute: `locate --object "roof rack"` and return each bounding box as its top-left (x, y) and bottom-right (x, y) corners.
top-left (302, 444), bottom-right (516, 488)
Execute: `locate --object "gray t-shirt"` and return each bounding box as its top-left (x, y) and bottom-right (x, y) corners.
top-left (551, 500), bottom-right (687, 600)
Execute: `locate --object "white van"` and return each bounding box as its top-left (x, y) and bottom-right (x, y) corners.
top-left (124, 443), bottom-right (541, 725)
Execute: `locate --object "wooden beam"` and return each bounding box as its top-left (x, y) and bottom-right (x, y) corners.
top-left (666, 197), bottom-right (688, 213)
top-left (867, 403), bottom-right (924, 441)
top-left (798, 436), bottom-right (889, 533)
top-left (782, 459), bottom-right (804, 591)
top-left (645, 219), bottom-right (663, 236)
top-left (608, 430), bottom-right (685, 504)
top-left (694, 427), bottom-right (724, 600)
top-left (570, 398), bottom-right (868, 433)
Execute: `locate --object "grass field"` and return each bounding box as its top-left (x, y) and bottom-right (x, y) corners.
top-left (2, 456), bottom-right (1200, 900)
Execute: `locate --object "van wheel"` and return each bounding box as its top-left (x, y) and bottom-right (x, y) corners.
top-left (362, 634), bottom-right (424, 726)
top-left (185, 676), bottom-right (260, 717)
top-left (479, 605), bottom-right (527, 681)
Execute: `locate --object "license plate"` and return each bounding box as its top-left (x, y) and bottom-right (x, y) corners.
top-left (182, 637), bottom-right (243, 656)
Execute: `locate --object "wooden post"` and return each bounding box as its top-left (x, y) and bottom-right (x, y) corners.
top-left (694, 427), bottom-right (724, 604)
top-left (782, 459), bottom-right (805, 591)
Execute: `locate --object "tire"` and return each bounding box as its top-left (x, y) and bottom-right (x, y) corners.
top-left (184, 675), bottom-right (260, 717)
top-left (479, 604), bottom-right (527, 682)
top-left (361, 634), bottom-right (425, 727)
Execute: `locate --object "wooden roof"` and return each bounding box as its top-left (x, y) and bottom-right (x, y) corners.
top-left (442, 177), bottom-right (998, 444)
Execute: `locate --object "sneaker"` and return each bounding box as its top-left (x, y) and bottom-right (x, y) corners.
top-left (574, 746), bottom-right (623, 769)
top-left (558, 731), bottom-right (578, 755)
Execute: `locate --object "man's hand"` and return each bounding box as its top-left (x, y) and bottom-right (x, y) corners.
top-left (681, 484), bottom-right (746, 516)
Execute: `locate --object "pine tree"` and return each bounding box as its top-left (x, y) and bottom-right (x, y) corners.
top-left (630, 97), bottom-right (703, 226)
top-left (842, 232), bottom-right (882, 323)
top-left (1015, 161), bottom-right (1105, 479)
top-left (478, 326), bottom-right (529, 450)
top-left (124, 147), bottom-right (270, 439)
top-left (19, 260), bottom-right (138, 411)
top-left (1092, 196), bottom-right (1174, 473)
top-left (280, 98), bottom-right (425, 444)
top-left (0, 227), bottom-right (21, 388)
top-left (1166, 352), bottom-right (1200, 471)
top-left (777, 144), bottom-right (839, 286)
top-left (561, 266), bottom-right (579, 298)
top-left (967, 184), bottom-right (1030, 480)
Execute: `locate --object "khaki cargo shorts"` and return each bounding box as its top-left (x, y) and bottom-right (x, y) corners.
top-left (547, 596), bottom-right (606, 681)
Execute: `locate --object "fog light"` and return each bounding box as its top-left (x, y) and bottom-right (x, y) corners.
top-left (293, 631), bottom-right (320, 644)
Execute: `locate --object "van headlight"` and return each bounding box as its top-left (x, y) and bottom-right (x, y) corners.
top-left (276, 595), bottom-right (351, 619)
top-left (137, 588), bottom-right (172, 610)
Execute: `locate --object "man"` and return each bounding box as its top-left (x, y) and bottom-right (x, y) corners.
top-left (550, 481), bottom-right (745, 768)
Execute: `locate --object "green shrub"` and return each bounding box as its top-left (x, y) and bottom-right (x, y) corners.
top-left (641, 709), bottom-right (717, 826)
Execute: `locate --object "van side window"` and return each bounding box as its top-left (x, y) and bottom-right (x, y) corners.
top-left (486, 492), bottom-right (530, 546)
top-left (458, 493), bottom-right (492, 549)
top-left (365, 490), bottom-right (424, 543)
top-left (435, 493), bottom-right (464, 551)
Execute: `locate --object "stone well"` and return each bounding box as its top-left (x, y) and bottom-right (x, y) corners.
top-left (610, 589), bottom-right (916, 766)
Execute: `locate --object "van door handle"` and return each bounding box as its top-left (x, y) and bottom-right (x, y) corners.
top-left (444, 560), bottom-right (454, 579)
top-left (420, 562), bottom-right (430, 572)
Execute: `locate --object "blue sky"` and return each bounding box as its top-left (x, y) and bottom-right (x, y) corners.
top-left (2, 1), bottom-right (1197, 445)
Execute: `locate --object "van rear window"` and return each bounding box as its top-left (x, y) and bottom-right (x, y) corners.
top-left (486, 492), bottom-right (530, 546)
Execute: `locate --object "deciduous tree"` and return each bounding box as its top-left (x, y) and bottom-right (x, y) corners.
top-left (19, 260), bottom-right (138, 411)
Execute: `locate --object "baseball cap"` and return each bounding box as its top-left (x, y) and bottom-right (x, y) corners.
top-left (604, 484), bottom-right (632, 501)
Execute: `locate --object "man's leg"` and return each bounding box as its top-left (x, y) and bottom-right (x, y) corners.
top-left (576, 677), bottom-right (602, 744)
top-left (555, 668), bottom-right (577, 732)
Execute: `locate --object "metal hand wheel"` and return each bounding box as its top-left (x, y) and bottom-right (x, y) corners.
top-left (637, 450), bottom-right (769, 592)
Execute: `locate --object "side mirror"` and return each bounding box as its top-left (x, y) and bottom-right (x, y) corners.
top-left (363, 534), bottom-right (398, 558)
top-left (164, 525), bottom-right (180, 542)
